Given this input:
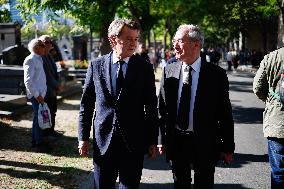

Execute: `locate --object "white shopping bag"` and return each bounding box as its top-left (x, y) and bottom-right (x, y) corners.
top-left (38, 102), bottom-right (52, 130)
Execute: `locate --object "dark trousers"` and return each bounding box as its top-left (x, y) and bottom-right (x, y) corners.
top-left (268, 137), bottom-right (284, 189)
top-left (171, 129), bottom-right (215, 189)
top-left (227, 61), bottom-right (232, 71)
top-left (44, 97), bottom-right (57, 133)
top-left (93, 131), bottom-right (144, 189)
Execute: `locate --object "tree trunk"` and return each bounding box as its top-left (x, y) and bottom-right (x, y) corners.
top-left (277, 0), bottom-right (284, 47)
top-left (100, 23), bottom-right (112, 55)
top-left (147, 31), bottom-right (151, 49)
top-left (261, 18), bottom-right (268, 54)
top-left (163, 29), bottom-right (168, 50)
top-left (90, 25), bottom-right (93, 52)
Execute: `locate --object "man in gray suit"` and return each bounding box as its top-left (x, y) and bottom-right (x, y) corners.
top-left (39, 35), bottom-right (63, 137)
top-left (158, 24), bottom-right (234, 189)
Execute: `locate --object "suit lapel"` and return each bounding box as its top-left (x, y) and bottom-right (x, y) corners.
top-left (166, 61), bottom-right (182, 80)
top-left (164, 61), bottom-right (182, 118)
top-left (194, 60), bottom-right (207, 115)
top-left (102, 53), bottom-right (113, 98)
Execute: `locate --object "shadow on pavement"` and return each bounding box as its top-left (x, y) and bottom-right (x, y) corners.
top-left (230, 72), bottom-right (255, 79)
top-left (143, 154), bottom-right (171, 170)
top-left (216, 153), bottom-right (268, 168)
top-left (229, 81), bottom-right (253, 93)
top-left (0, 122), bottom-right (88, 158)
top-left (139, 183), bottom-right (250, 189)
top-left (139, 183), bottom-right (174, 189)
top-left (232, 105), bottom-right (263, 124)
top-left (0, 159), bottom-right (90, 189)
top-left (214, 184), bottom-right (251, 189)
top-left (56, 100), bottom-right (80, 110)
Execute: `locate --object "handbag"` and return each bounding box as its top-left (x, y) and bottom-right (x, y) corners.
top-left (38, 102), bottom-right (52, 130)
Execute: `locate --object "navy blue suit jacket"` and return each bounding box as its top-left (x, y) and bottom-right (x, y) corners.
top-left (78, 52), bottom-right (159, 156)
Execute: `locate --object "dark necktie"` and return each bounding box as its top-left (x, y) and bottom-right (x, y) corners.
top-left (177, 65), bottom-right (192, 130)
top-left (116, 60), bottom-right (125, 97)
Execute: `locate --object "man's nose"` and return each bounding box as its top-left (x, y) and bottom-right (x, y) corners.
top-left (173, 42), bottom-right (180, 49)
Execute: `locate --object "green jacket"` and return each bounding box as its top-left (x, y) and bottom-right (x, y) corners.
top-left (253, 47), bottom-right (284, 138)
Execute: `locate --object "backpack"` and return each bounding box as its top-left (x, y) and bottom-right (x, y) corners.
top-left (280, 65), bottom-right (284, 103)
top-left (269, 65), bottom-right (284, 104)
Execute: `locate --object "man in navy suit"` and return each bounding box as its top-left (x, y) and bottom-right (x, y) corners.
top-left (78, 18), bottom-right (159, 189)
top-left (158, 24), bottom-right (235, 189)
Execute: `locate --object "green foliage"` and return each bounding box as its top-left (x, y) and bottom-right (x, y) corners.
top-left (0, 8), bottom-right (11, 23)
top-left (15, 0), bottom-right (282, 49)
top-left (0, 0), bottom-right (11, 23)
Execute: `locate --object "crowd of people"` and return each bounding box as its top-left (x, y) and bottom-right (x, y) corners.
top-left (22, 17), bottom-right (283, 189)
top-left (136, 43), bottom-right (264, 74)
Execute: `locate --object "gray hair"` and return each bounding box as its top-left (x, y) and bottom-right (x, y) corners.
top-left (28, 38), bottom-right (44, 53)
top-left (108, 18), bottom-right (141, 38)
top-left (177, 24), bottom-right (204, 47)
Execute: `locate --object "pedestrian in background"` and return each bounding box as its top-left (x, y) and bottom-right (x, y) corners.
top-left (78, 18), bottom-right (159, 189)
top-left (158, 24), bottom-right (235, 189)
top-left (39, 35), bottom-right (63, 137)
top-left (253, 47), bottom-right (284, 189)
top-left (137, 43), bottom-right (151, 63)
top-left (226, 49), bottom-right (233, 71)
top-left (23, 38), bottom-right (48, 152)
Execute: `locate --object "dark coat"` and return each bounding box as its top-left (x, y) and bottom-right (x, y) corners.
top-left (42, 54), bottom-right (59, 98)
top-left (158, 59), bottom-right (235, 164)
top-left (78, 52), bottom-right (159, 156)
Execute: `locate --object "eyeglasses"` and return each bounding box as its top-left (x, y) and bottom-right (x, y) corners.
top-left (172, 39), bottom-right (187, 44)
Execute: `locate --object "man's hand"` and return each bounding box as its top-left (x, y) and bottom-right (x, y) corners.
top-left (157, 144), bottom-right (165, 155)
top-left (148, 145), bottom-right (158, 160)
top-left (220, 152), bottom-right (233, 165)
top-left (36, 96), bottom-right (44, 104)
top-left (78, 141), bottom-right (89, 157)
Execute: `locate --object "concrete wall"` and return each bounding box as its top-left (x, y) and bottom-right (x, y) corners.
top-left (0, 28), bottom-right (16, 53)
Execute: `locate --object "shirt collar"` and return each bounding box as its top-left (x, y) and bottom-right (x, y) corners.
top-left (31, 52), bottom-right (41, 58)
top-left (112, 52), bottom-right (130, 64)
top-left (182, 57), bottom-right (201, 73)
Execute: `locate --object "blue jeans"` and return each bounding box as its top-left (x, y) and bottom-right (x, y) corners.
top-left (31, 97), bottom-right (43, 145)
top-left (268, 137), bottom-right (284, 189)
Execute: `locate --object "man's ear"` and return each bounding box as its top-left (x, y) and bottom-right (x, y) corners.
top-left (109, 35), bottom-right (116, 47)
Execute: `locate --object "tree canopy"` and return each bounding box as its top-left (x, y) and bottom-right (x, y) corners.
top-left (0, 0), bottom-right (11, 23)
top-left (16, 0), bottom-right (281, 52)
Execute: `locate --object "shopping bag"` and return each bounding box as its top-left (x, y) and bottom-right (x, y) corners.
top-left (38, 102), bottom-right (52, 130)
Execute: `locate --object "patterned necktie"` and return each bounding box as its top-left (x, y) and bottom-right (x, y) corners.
top-left (177, 65), bottom-right (192, 130)
top-left (116, 60), bottom-right (125, 97)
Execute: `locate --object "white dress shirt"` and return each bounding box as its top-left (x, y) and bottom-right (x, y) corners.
top-left (177, 57), bottom-right (201, 131)
top-left (23, 53), bottom-right (47, 99)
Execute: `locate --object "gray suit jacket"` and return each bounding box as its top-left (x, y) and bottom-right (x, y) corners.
top-left (159, 59), bottom-right (235, 163)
